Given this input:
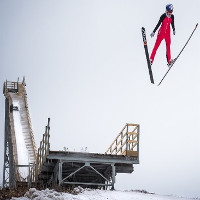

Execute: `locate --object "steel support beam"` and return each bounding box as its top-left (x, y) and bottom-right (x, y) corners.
top-left (60, 161), bottom-right (115, 189)
top-left (63, 182), bottom-right (112, 187)
top-left (52, 161), bottom-right (59, 187)
top-left (58, 160), bottom-right (63, 186)
top-left (137, 125), bottom-right (140, 163)
top-left (111, 163), bottom-right (116, 190)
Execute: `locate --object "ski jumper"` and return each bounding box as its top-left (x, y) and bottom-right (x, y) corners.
top-left (150, 13), bottom-right (175, 63)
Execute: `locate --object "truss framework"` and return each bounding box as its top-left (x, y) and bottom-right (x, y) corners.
top-left (48, 160), bottom-right (116, 190)
top-left (3, 98), bottom-right (16, 188)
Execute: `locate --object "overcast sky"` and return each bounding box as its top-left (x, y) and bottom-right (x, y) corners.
top-left (0, 0), bottom-right (200, 198)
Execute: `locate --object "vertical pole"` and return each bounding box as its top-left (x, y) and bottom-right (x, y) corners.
top-left (121, 131), bottom-right (123, 154)
top-left (47, 118), bottom-right (50, 154)
top-left (34, 164), bottom-right (36, 183)
top-left (39, 141), bottom-right (42, 173)
top-left (3, 99), bottom-right (8, 187)
top-left (58, 160), bottom-right (63, 187)
top-left (111, 163), bottom-right (115, 190)
top-left (47, 118), bottom-right (50, 128)
top-left (53, 162), bottom-right (58, 187)
top-left (41, 134), bottom-right (45, 167)
top-left (44, 126), bottom-right (47, 159)
top-left (35, 147), bottom-right (40, 185)
top-left (137, 125), bottom-right (140, 162)
top-left (28, 164), bottom-right (31, 188)
top-left (126, 124), bottom-right (128, 155)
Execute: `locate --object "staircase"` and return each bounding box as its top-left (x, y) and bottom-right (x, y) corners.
top-left (105, 124), bottom-right (139, 157)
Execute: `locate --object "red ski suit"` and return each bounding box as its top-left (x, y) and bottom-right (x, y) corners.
top-left (150, 13), bottom-right (175, 63)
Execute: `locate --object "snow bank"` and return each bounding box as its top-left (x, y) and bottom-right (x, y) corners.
top-left (11, 187), bottom-right (194, 200)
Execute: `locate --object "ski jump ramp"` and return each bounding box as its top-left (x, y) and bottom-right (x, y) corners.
top-left (3, 79), bottom-right (37, 187)
top-left (3, 78), bottom-right (140, 189)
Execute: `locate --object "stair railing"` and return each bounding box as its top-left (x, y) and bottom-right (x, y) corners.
top-left (105, 124), bottom-right (139, 157)
top-left (35, 118), bottom-right (50, 183)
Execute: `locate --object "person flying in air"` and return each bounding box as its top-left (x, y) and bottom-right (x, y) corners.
top-left (150, 4), bottom-right (175, 66)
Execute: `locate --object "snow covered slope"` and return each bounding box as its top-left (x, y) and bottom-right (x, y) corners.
top-left (12, 188), bottom-right (196, 200)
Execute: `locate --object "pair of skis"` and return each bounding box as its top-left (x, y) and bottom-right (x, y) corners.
top-left (142, 23), bottom-right (198, 86)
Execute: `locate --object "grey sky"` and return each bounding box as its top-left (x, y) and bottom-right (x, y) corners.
top-left (0, 0), bottom-right (200, 198)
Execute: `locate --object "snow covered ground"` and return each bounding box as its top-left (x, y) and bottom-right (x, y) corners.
top-left (11, 187), bottom-right (198, 200)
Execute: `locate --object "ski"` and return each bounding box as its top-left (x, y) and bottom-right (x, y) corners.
top-left (142, 27), bottom-right (154, 84)
top-left (158, 23), bottom-right (198, 86)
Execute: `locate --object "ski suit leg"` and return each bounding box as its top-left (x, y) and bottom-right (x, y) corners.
top-left (165, 33), bottom-right (171, 63)
top-left (150, 32), bottom-right (164, 62)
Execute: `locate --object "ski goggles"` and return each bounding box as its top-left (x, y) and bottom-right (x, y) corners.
top-left (167, 10), bottom-right (173, 14)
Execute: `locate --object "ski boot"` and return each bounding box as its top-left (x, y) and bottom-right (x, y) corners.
top-left (150, 59), bottom-right (153, 65)
top-left (167, 59), bottom-right (175, 68)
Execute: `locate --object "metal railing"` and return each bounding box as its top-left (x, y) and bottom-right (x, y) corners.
top-left (3, 81), bottom-right (19, 94)
top-left (105, 124), bottom-right (139, 157)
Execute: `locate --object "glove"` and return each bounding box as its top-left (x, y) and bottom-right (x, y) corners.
top-left (150, 32), bottom-right (155, 37)
top-left (173, 30), bottom-right (176, 35)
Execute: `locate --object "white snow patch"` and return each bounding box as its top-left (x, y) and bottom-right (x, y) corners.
top-left (11, 188), bottom-right (196, 200)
